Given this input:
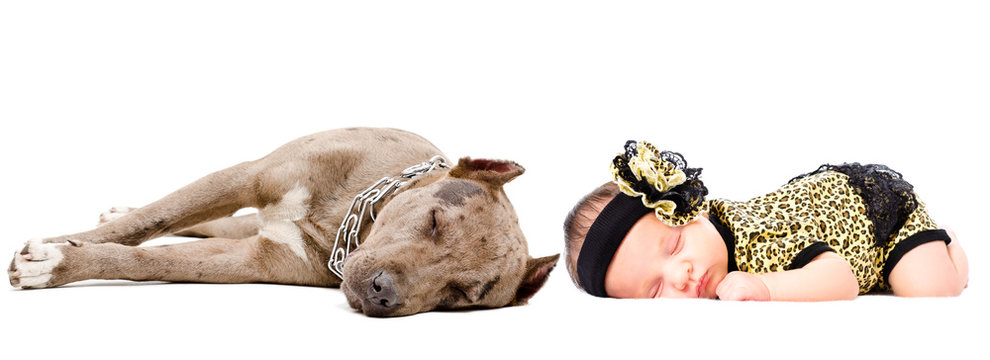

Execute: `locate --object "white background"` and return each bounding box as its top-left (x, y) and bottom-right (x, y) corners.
top-left (1, 1), bottom-right (987, 359)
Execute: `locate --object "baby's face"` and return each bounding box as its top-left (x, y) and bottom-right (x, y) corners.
top-left (604, 212), bottom-right (728, 299)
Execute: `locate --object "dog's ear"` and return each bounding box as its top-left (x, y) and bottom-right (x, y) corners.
top-left (448, 157), bottom-right (525, 187)
top-left (511, 254), bottom-right (560, 305)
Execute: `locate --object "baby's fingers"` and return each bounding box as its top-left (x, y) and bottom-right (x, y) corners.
top-left (716, 271), bottom-right (769, 301)
top-left (717, 287), bottom-right (746, 301)
top-left (716, 281), bottom-right (745, 301)
top-left (716, 272), bottom-right (738, 300)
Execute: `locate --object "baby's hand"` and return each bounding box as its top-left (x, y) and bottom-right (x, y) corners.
top-left (716, 271), bottom-right (771, 301)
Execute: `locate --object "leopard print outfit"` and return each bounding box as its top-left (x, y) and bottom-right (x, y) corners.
top-left (708, 170), bottom-right (949, 294)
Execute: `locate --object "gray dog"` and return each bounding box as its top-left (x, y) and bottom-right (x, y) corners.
top-left (8, 127), bottom-right (559, 317)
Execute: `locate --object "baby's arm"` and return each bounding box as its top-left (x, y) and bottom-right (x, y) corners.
top-left (758, 252), bottom-right (859, 301)
top-left (717, 252), bottom-right (859, 301)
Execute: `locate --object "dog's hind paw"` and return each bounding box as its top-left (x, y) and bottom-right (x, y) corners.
top-left (8, 239), bottom-right (66, 289)
top-left (98, 206), bottom-right (136, 226)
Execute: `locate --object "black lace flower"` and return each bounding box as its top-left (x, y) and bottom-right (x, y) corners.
top-left (610, 140), bottom-right (709, 226)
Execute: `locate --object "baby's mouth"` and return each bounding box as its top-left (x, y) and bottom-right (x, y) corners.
top-left (695, 270), bottom-right (709, 298)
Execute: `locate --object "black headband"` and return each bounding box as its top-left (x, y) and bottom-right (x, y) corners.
top-left (576, 194), bottom-right (653, 297)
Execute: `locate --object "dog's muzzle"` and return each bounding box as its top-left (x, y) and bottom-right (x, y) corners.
top-left (343, 269), bottom-right (401, 317)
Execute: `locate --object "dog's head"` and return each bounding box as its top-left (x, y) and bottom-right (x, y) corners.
top-left (341, 157), bottom-right (559, 317)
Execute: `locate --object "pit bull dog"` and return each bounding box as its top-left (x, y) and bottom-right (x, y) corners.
top-left (7, 127), bottom-right (559, 317)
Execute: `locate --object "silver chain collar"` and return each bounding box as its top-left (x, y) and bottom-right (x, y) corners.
top-left (327, 155), bottom-right (449, 279)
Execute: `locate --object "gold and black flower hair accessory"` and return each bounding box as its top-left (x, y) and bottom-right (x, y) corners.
top-left (609, 140), bottom-right (708, 226)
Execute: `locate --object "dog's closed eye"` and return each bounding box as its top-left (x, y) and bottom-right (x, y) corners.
top-left (438, 282), bottom-right (473, 308)
top-left (430, 209), bottom-right (440, 241)
top-left (449, 283), bottom-right (472, 302)
top-left (452, 285), bottom-right (469, 299)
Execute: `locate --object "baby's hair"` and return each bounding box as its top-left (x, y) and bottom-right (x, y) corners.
top-left (562, 181), bottom-right (619, 290)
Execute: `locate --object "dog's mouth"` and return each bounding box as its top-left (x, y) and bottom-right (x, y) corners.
top-left (341, 280), bottom-right (364, 313)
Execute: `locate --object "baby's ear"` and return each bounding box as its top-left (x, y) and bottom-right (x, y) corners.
top-left (448, 157), bottom-right (525, 187)
top-left (512, 254), bottom-right (560, 305)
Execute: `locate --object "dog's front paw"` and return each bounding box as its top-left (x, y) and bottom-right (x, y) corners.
top-left (98, 206), bottom-right (136, 226)
top-left (8, 239), bottom-right (67, 289)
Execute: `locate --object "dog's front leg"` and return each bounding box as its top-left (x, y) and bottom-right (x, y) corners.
top-left (9, 234), bottom-right (334, 289)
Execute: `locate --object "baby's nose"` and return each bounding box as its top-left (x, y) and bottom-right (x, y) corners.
top-left (668, 261), bottom-right (693, 291)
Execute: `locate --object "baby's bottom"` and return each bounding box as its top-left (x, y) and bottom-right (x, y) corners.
top-left (888, 227), bottom-right (968, 297)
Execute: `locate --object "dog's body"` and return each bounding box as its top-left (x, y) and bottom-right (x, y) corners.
top-left (8, 128), bottom-right (558, 316)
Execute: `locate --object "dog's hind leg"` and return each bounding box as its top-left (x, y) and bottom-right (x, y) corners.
top-left (173, 215), bottom-right (260, 239)
top-left (99, 208), bottom-right (260, 240)
top-left (9, 234), bottom-right (334, 289)
top-left (43, 161), bottom-right (260, 246)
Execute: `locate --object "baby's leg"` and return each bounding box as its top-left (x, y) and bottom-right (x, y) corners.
top-left (887, 231), bottom-right (966, 297)
top-left (944, 228), bottom-right (968, 289)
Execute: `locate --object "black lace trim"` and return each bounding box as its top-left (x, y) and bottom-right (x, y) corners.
top-left (789, 163), bottom-right (918, 248)
top-left (612, 142), bottom-right (709, 217)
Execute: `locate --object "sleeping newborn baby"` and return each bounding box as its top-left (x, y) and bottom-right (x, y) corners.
top-left (563, 141), bottom-right (968, 300)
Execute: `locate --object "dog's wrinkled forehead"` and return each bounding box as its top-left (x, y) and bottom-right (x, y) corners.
top-left (399, 156), bottom-right (525, 213)
top-left (433, 180), bottom-right (484, 207)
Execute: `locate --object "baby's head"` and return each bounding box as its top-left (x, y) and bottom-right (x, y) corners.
top-left (563, 141), bottom-right (728, 299)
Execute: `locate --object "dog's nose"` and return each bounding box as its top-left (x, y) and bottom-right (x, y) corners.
top-left (367, 270), bottom-right (399, 312)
